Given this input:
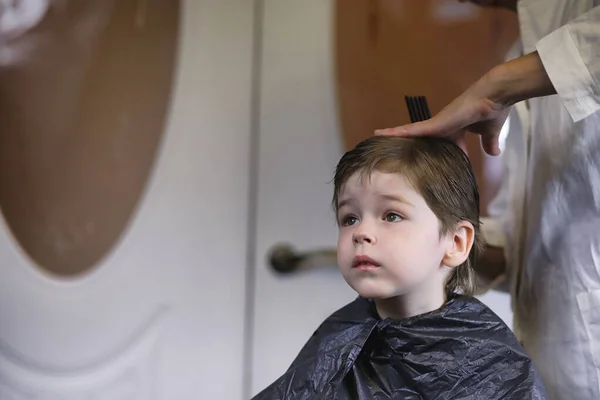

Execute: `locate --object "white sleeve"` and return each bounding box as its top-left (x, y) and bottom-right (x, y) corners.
top-left (536, 6), bottom-right (600, 122)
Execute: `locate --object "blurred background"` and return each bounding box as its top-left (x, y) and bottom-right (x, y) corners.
top-left (0, 0), bottom-right (518, 398)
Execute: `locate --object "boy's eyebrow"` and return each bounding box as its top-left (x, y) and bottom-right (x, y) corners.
top-left (379, 193), bottom-right (414, 208)
top-left (337, 198), bottom-right (353, 209)
top-left (337, 194), bottom-right (414, 209)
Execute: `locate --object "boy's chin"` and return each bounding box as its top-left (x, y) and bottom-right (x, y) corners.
top-left (343, 275), bottom-right (405, 299)
top-left (350, 283), bottom-right (398, 300)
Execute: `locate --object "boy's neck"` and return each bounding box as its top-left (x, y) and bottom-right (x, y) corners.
top-left (374, 288), bottom-right (446, 320)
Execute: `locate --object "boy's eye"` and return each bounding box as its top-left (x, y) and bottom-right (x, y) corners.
top-left (384, 213), bottom-right (403, 222)
top-left (340, 216), bottom-right (358, 226)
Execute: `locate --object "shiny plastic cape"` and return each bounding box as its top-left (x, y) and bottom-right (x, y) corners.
top-left (252, 296), bottom-right (549, 399)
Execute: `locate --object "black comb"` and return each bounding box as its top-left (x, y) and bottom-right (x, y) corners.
top-left (405, 95), bottom-right (432, 123)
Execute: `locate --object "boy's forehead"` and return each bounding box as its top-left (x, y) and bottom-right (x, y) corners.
top-left (339, 170), bottom-right (414, 197)
top-left (346, 169), bottom-right (408, 185)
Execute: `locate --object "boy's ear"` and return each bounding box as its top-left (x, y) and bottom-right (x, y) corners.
top-left (442, 221), bottom-right (475, 268)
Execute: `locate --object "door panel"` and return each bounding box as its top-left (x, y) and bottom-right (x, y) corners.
top-left (0, 1), bottom-right (254, 398)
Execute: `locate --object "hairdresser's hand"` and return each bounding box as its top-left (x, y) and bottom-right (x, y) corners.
top-left (375, 77), bottom-right (510, 156)
top-left (376, 52), bottom-right (555, 156)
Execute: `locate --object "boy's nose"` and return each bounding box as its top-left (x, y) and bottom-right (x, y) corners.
top-left (353, 230), bottom-right (376, 245)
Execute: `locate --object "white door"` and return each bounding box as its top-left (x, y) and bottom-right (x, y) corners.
top-left (250, 0), bottom-right (514, 396)
top-left (0, 1), bottom-right (254, 399)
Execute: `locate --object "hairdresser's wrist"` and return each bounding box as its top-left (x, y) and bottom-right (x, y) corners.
top-left (484, 51), bottom-right (556, 107)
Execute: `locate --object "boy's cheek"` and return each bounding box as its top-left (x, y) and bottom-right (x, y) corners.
top-left (337, 230), bottom-right (352, 245)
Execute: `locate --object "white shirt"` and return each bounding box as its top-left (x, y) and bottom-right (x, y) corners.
top-left (481, 1), bottom-right (600, 399)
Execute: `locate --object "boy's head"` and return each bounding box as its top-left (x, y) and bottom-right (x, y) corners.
top-left (332, 136), bottom-right (483, 313)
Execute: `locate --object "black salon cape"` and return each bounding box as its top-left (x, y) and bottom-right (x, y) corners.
top-left (252, 296), bottom-right (549, 400)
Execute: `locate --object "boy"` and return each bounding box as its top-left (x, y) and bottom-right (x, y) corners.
top-left (252, 136), bottom-right (548, 399)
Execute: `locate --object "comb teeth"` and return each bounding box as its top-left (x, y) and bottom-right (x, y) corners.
top-left (405, 95), bottom-right (432, 123)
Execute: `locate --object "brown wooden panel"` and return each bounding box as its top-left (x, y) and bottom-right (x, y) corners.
top-left (0, 0), bottom-right (180, 276)
top-left (334, 0), bottom-right (518, 212)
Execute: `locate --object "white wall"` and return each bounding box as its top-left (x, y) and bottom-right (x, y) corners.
top-left (250, 0), bottom-right (513, 396)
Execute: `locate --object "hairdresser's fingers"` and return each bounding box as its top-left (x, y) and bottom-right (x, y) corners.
top-left (374, 120), bottom-right (437, 137)
top-left (374, 115), bottom-right (460, 138)
top-left (374, 126), bottom-right (405, 136)
top-left (480, 133), bottom-right (501, 156)
top-left (474, 107), bottom-right (510, 155)
top-left (375, 99), bottom-right (477, 138)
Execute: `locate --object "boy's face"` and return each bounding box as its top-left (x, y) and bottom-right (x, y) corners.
top-left (336, 171), bottom-right (453, 306)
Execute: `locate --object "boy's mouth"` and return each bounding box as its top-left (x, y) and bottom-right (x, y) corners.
top-left (352, 255), bottom-right (381, 270)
